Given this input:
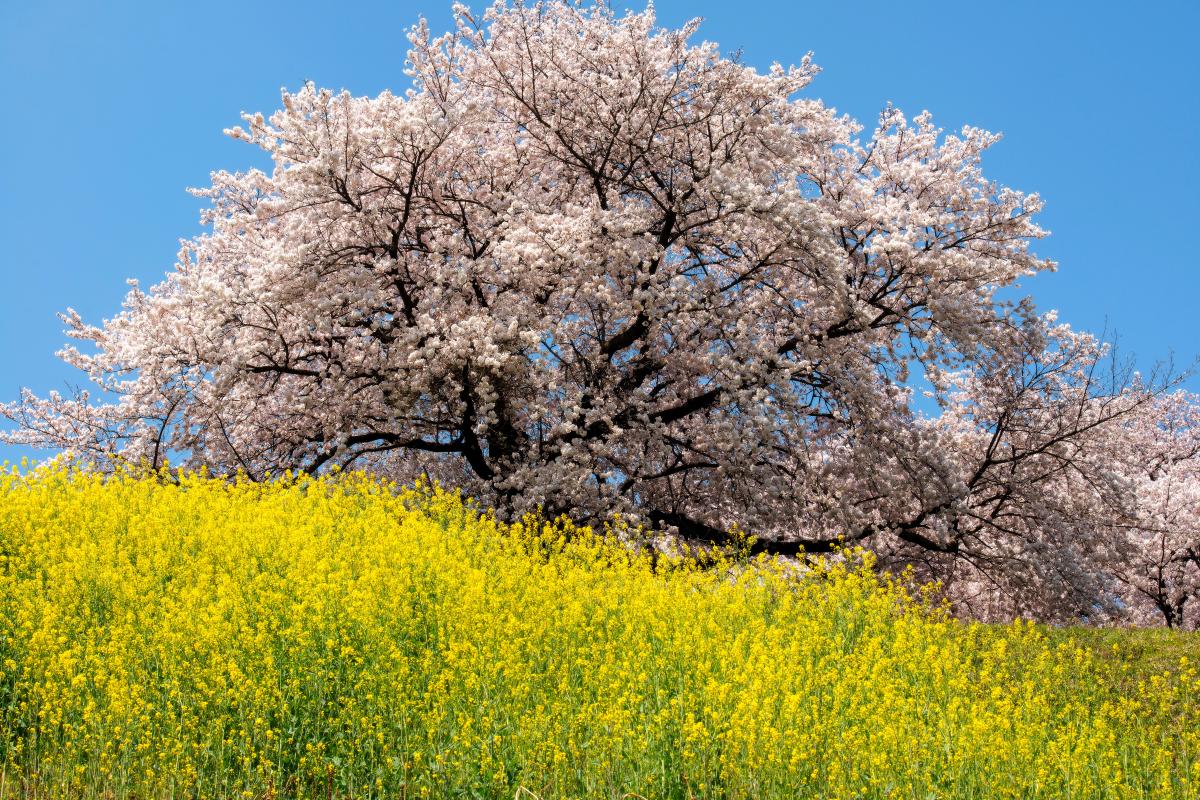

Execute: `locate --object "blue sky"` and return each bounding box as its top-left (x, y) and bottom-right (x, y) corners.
top-left (2, 0), bottom-right (1198, 466)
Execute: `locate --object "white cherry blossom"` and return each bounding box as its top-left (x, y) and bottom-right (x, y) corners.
top-left (4, 1), bottom-right (1196, 625)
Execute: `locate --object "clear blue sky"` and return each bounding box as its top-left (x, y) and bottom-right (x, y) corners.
top-left (2, 1), bottom-right (1198, 466)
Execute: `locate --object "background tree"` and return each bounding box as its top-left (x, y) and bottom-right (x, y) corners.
top-left (1103, 392), bottom-right (1200, 628)
top-left (3, 0), bottom-right (1195, 625)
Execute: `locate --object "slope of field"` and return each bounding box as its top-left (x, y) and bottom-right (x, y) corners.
top-left (0, 468), bottom-right (1197, 799)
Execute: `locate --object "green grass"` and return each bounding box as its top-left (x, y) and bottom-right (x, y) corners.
top-left (1053, 626), bottom-right (1200, 686)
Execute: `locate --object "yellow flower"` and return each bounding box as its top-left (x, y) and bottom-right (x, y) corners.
top-left (0, 465), bottom-right (1194, 799)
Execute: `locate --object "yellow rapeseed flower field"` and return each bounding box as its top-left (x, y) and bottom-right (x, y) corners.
top-left (0, 466), bottom-right (1197, 799)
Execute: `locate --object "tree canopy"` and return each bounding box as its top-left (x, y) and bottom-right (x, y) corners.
top-left (5, 1), bottom-right (1198, 627)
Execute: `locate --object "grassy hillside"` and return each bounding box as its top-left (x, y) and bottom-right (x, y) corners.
top-left (0, 468), bottom-right (1197, 799)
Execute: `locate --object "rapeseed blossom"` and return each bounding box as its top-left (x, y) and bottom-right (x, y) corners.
top-left (0, 466), bottom-right (1196, 798)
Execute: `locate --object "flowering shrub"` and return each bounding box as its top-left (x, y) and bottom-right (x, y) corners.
top-left (0, 466), bottom-right (1197, 798)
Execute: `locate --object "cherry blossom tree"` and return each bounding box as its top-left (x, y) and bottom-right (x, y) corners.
top-left (3, 1), bottom-right (1195, 624)
top-left (1102, 392), bottom-right (1200, 628)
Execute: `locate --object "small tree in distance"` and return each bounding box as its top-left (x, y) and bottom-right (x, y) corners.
top-left (4, 1), bottom-right (1198, 626)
